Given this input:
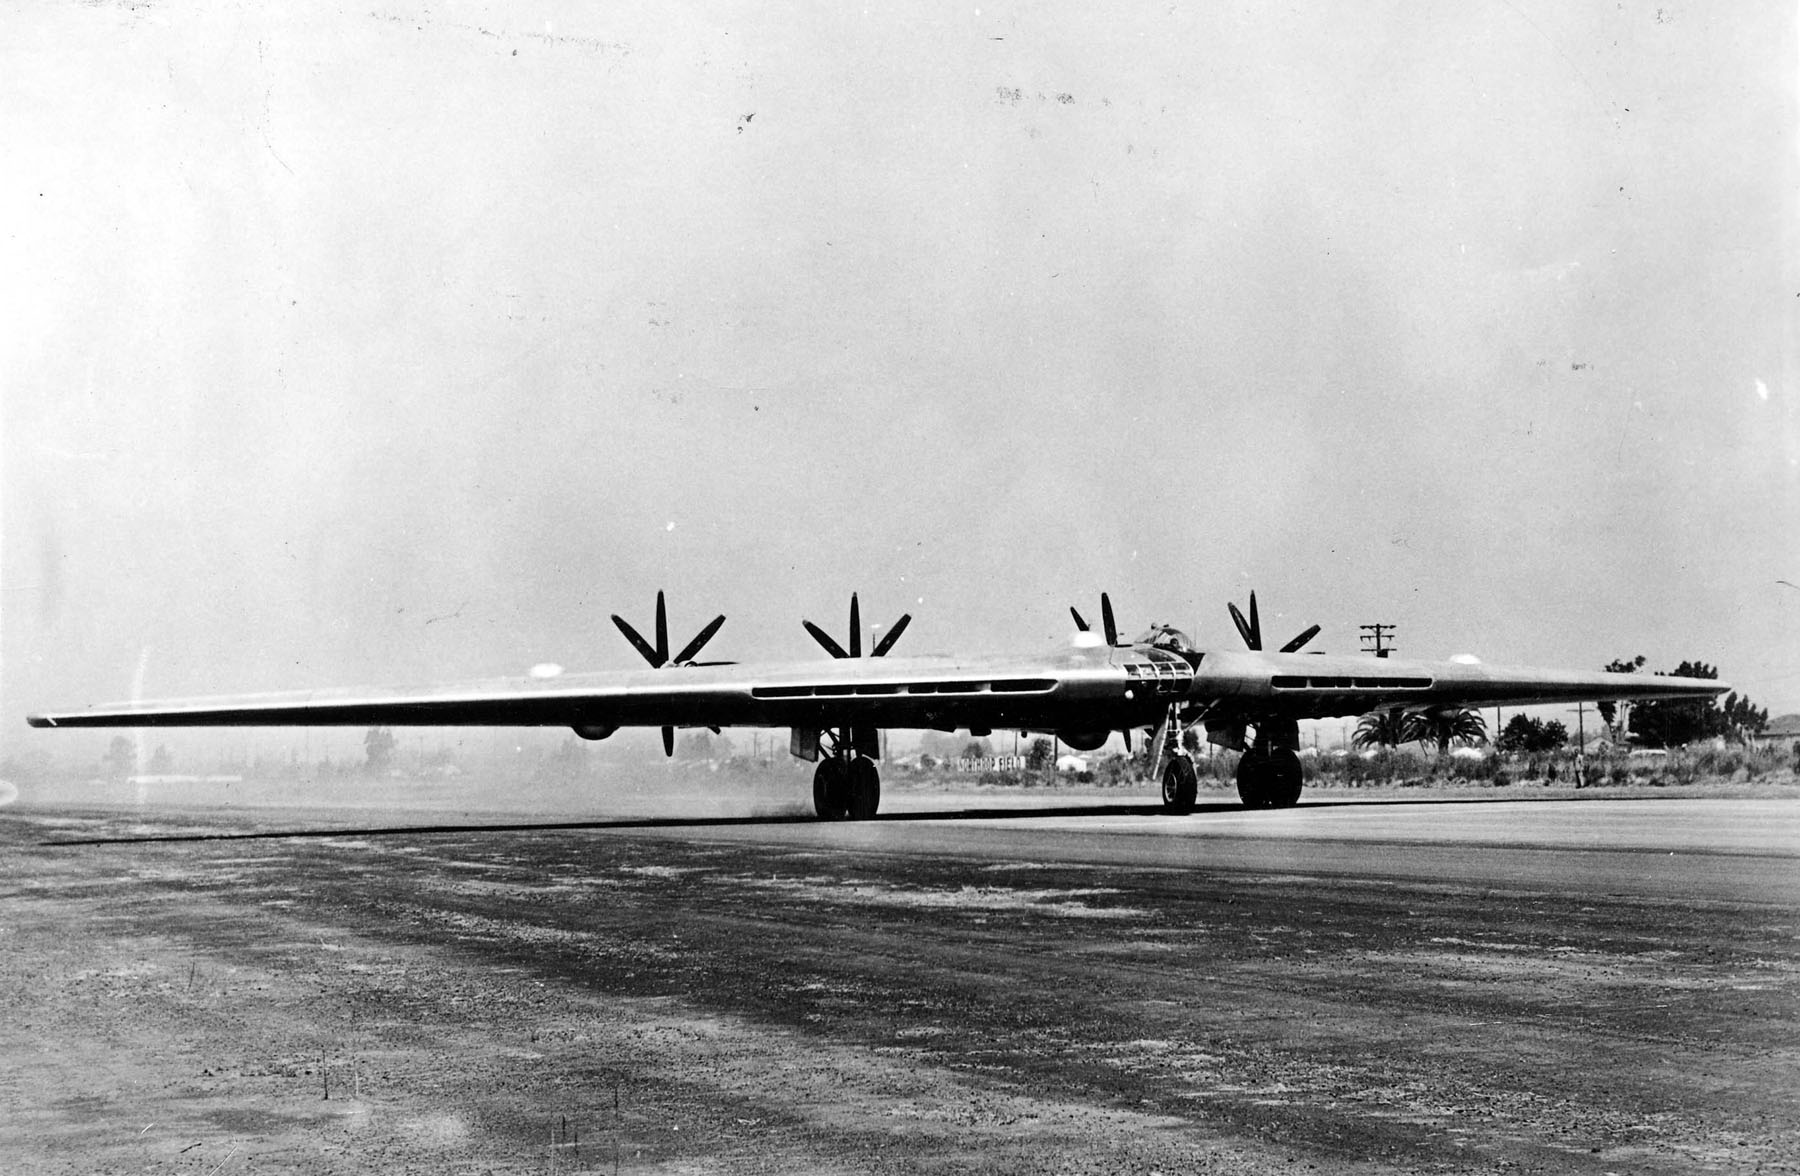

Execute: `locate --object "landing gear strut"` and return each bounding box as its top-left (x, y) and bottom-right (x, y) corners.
top-left (1236, 743), bottom-right (1303, 809)
top-left (812, 728), bottom-right (881, 821)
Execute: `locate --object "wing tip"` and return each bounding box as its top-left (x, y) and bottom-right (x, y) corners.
top-left (26, 714), bottom-right (55, 728)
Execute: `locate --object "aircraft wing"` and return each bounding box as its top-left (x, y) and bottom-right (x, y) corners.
top-left (26, 644), bottom-right (1727, 736)
top-left (1190, 649), bottom-right (1729, 721)
top-left (23, 649), bottom-right (1125, 735)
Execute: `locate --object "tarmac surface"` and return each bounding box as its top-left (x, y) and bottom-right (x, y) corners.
top-left (4, 788), bottom-right (1798, 1173)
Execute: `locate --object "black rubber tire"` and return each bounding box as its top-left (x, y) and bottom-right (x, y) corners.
top-left (1268, 747), bottom-right (1304, 808)
top-left (813, 758), bottom-right (849, 820)
top-left (1235, 747), bottom-right (1270, 809)
top-left (847, 756), bottom-right (882, 820)
top-left (1161, 756), bottom-right (1198, 814)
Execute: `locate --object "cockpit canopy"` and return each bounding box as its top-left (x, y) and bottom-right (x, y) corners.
top-left (1136, 624), bottom-right (1197, 653)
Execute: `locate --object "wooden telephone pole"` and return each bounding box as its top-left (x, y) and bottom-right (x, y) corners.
top-left (1358, 623), bottom-right (1397, 658)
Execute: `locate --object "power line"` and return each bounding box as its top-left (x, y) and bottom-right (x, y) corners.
top-left (1359, 623), bottom-right (1396, 658)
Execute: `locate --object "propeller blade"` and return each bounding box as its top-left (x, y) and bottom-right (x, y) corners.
top-left (612, 614), bottom-right (666, 667)
top-left (1121, 728), bottom-right (1131, 753)
top-left (1228, 601), bottom-right (1259, 651)
top-left (1101, 593), bottom-right (1118, 646)
top-left (1278, 624), bottom-right (1322, 654)
top-left (654, 591), bottom-right (669, 666)
top-left (849, 593), bottom-right (862, 659)
top-left (672, 614), bottom-right (727, 665)
top-left (803, 620), bottom-right (851, 659)
top-left (1248, 592), bottom-right (1262, 650)
top-left (871, 612), bottom-right (912, 657)
top-left (661, 725), bottom-right (675, 757)
top-left (1070, 607), bottom-right (1090, 632)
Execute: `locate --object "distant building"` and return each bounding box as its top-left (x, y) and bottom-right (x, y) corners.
top-left (1751, 714), bottom-right (1800, 751)
top-left (1055, 754), bottom-right (1089, 773)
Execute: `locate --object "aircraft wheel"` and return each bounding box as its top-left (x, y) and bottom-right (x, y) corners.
top-left (847, 755), bottom-right (882, 821)
top-left (1268, 748), bottom-right (1304, 808)
top-left (813, 758), bottom-right (849, 820)
top-left (1235, 747), bottom-right (1271, 809)
top-left (1161, 756), bottom-right (1198, 814)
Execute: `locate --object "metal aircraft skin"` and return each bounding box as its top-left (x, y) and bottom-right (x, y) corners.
top-left (25, 591), bottom-right (1726, 818)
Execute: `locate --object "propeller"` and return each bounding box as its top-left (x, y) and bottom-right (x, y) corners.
top-left (1072, 593), bottom-right (1132, 749)
top-left (803, 592), bottom-right (912, 659)
top-left (610, 591), bottom-right (727, 755)
top-left (1068, 592), bottom-right (1120, 646)
top-left (1227, 591), bottom-right (1320, 654)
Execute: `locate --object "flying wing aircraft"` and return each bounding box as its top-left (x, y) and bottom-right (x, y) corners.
top-left (26, 589), bottom-right (1726, 818)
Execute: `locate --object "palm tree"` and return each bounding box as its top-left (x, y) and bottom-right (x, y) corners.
top-left (1404, 706), bottom-right (1488, 754)
top-left (1352, 709), bottom-right (1412, 749)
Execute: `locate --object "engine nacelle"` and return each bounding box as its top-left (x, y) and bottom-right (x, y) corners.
top-left (571, 725), bottom-right (618, 741)
top-left (1056, 729), bottom-right (1110, 752)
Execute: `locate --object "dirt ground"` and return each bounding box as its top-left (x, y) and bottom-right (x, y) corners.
top-left (3, 799), bottom-right (1797, 1173)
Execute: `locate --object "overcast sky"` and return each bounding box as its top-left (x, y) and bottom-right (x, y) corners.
top-left (5, 1), bottom-right (1797, 764)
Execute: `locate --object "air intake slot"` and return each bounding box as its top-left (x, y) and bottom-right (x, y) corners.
top-left (750, 678), bottom-right (1056, 700)
top-left (1271, 675), bottom-right (1433, 690)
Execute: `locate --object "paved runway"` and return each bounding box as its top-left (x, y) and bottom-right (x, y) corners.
top-left (6, 789), bottom-right (1798, 1174)
top-left (619, 792), bottom-right (1800, 904)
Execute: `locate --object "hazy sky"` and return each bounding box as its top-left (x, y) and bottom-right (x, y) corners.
top-left (5, 1), bottom-right (1797, 764)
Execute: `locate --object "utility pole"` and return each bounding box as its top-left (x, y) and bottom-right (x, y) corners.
top-left (1359, 623), bottom-right (1396, 658)
top-left (1569, 702), bottom-right (1588, 788)
top-left (1575, 701), bottom-right (1586, 747)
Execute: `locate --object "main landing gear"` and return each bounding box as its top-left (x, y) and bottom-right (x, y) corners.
top-left (813, 756), bottom-right (880, 820)
top-left (811, 729), bottom-right (881, 820)
top-left (1236, 743), bottom-right (1303, 809)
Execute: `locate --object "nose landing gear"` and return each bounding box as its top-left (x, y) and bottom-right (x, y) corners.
top-left (1160, 756), bottom-right (1199, 814)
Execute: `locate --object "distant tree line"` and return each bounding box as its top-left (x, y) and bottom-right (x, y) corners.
top-left (1601, 658), bottom-right (1769, 747)
top-left (99, 738), bottom-right (179, 778)
top-left (1495, 715), bottom-right (1568, 754)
